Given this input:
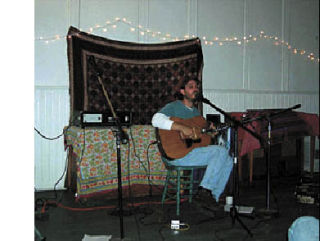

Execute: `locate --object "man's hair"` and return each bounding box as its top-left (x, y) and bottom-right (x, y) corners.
top-left (174, 91), bottom-right (184, 100)
top-left (180, 77), bottom-right (199, 89)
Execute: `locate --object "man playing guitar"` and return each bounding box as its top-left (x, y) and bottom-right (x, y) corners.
top-left (152, 78), bottom-right (233, 204)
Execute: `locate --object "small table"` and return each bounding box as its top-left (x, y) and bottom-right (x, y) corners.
top-left (64, 125), bottom-right (167, 198)
top-left (230, 111), bottom-right (319, 184)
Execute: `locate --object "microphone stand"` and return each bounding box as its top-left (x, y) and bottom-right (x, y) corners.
top-left (89, 56), bottom-right (130, 240)
top-left (112, 119), bottom-right (129, 240)
top-left (242, 104), bottom-right (301, 217)
top-left (200, 97), bottom-right (263, 237)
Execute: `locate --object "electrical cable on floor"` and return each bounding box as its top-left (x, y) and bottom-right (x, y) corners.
top-left (213, 225), bottom-right (238, 241)
top-left (211, 210), bottom-right (274, 241)
top-left (136, 207), bottom-right (158, 226)
top-left (128, 128), bottom-right (192, 235)
top-left (39, 199), bottom-right (181, 214)
top-left (42, 200), bottom-right (118, 212)
top-left (240, 218), bottom-right (267, 241)
top-left (135, 197), bottom-right (179, 226)
top-left (158, 224), bottom-right (167, 241)
top-left (168, 222), bottom-right (190, 231)
top-left (53, 152), bottom-right (69, 202)
top-left (125, 133), bottom-right (170, 239)
top-left (155, 206), bottom-right (191, 241)
top-left (35, 153), bottom-right (73, 213)
top-left (36, 124), bottom-right (185, 240)
top-left (127, 127), bottom-right (181, 240)
top-left (128, 126), bottom-right (170, 239)
top-left (194, 214), bottom-right (228, 226)
top-left (34, 152), bottom-right (68, 204)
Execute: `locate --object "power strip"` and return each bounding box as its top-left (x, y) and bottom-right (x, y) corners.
top-left (171, 220), bottom-right (180, 230)
top-left (170, 220), bottom-right (190, 231)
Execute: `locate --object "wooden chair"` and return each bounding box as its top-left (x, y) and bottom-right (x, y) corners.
top-left (155, 128), bottom-right (206, 216)
top-left (160, 156), bottom-right (206, 216)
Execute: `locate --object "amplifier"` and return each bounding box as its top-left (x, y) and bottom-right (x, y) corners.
top-left (80, 111), bottom-right (132, 128)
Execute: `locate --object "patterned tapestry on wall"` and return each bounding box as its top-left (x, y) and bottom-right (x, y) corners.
top-left (67, 26), bottom-right (203, 125)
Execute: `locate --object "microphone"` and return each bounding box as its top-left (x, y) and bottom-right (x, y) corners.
top-left (201, 128), bottom-right (216, 134)
top-left (195, 93), bottom-right (203, 101)
top-left (195, 93), bottom-right (210, 104)
top-left (201, 124), bottom-right (230, 134)
top-left (292, 104), bottom-right (301, 109)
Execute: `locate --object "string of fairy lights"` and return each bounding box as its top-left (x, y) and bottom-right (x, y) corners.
top-left (35, 17), bottom-right (319, 63)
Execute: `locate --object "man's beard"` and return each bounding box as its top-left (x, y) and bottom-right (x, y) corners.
top-left (185, 91), bottom-right (199, 103)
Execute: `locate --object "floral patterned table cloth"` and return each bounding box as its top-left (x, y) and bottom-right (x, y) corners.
top-left (64, 125), bottom-right (167, 198)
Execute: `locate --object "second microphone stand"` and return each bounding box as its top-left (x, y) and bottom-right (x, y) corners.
top-left (230, 123), bottom-right (253, 236)
top-left (200, 97), bottom-right (263, 237)
top-left (242, 105), bottom-right (301, 216)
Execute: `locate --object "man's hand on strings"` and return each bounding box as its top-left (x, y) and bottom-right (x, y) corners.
top-left (172, 122), bottom-right (201, 140)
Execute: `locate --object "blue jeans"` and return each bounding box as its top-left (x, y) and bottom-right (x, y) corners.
top-left (288, 216), bottom-right (319, 241)
top-left (169, 145), bottom-right (233, 202)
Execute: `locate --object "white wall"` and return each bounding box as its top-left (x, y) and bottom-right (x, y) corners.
top-left (34, 0), bottom-right (319, 190)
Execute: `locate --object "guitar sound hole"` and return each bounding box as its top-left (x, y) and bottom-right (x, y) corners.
top-left (185, 138), bottom-right (201, 148)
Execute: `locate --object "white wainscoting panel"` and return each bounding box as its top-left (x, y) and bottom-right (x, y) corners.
top-left (34, 86), bottom-right (70, 190)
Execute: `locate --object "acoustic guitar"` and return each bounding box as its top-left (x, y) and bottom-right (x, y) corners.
top-left (158, 116), bottom-right (215, 159)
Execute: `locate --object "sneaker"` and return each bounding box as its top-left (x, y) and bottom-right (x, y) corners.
top-left (217, 193), bottom-right (227, 203)
top-left (194, 188), bottom-right (213, 201)
top-left (194, 188), bottom-right (220, 209)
